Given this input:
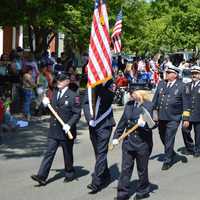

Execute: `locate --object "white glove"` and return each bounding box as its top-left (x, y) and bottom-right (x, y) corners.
top-left (137, 115), bottom-right (146, 127)
top-left (42, 96), bottom-right (50, 107)
top-left (89, 120), bottom-right (96, 127)
top-left (62, 124), bottom-right (70, 133)
top-left (112, 139), bottom-right (119, 146)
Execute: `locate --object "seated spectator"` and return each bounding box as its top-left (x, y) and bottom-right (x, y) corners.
top-left (3, 97), bottom-right (18, 131)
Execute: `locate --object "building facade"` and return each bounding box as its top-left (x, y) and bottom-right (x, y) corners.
top-left (0, 26), bottom-right (64, 57)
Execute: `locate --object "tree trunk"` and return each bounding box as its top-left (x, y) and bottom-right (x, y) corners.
top-left (33, 27), bottom-right (49, 58)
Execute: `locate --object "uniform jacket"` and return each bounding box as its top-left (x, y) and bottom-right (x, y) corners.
top-left (186, 81), bottom-right (200, 122)
top-left (83, 84), bottom-right (115, 129)
top-left (113, 100), bottom-right (153, 152)
top-left (48, 88), bottom-right (81, 140)
top-left (152, 79), bottom-right (190, 121)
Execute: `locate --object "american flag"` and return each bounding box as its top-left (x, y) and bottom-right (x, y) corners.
top-left (87, 0), bottom-right (112, 88)
top-left (111, 10), bottom-right (123, 53)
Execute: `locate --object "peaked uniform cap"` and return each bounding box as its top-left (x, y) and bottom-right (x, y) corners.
top-left (55, 72), bottom-right (70, 81)
top-left (165, 64), bottom-right (180, 74)
top-left (129, 83), bottom-right (149, 92)
top-left (191, 65), bottom-right (200, 73)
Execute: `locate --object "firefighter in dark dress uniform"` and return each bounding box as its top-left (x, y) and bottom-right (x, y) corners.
top-left (112, 85), bottom-right (154, 200)
top-left (152, 65), bottom-right (190, 170)
top-left (83, 80), bottom-right (115, 194)
top-left (182, 65), bottom-right (200, 157)
top-left (31, 72), bottom-right (81, 185)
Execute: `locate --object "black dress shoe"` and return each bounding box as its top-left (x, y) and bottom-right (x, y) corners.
top-left (133, 193), bottom-right (150, 200)
top-left (161, 162), bottom-right (172, 171)
top-left (181, 156), bottom-right (188, 163)
top-left (31, 174), bottom-right (46, 186)
top-left (87, 183), bottom-right (100, 194)
top-left (181, 149), bottom-right (194, 156)
top-left (194, 152), bottom-right (200, 158)
top-left (114, 197), bottom-right (129, 200)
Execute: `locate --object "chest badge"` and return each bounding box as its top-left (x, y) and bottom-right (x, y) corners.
top-left (160, 88), bottom-right (164, 95)
top-left (174, 89), bottom-right (179, 95)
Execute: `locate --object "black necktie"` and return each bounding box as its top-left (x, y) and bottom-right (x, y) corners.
top-left (134, 102), bottom-right (139, 108)
top-left (57, 90), bottom-right (62, 101)
top-left (191, 81), bottom-right (196, 90)
top-left (167, 83), bottom-right (172, 88)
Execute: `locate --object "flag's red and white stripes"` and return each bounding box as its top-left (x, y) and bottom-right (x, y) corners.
top-left (87, 0), bottom-right (112, 88)
top-left (111, 10), bottom-right (123, 53)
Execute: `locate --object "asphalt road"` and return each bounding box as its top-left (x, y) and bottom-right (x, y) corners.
top-left (0, 105), bottom-right (200, 200)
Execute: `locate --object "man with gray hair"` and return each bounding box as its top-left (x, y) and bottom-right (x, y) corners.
top-left (152, 65), bottom-right (190, 170)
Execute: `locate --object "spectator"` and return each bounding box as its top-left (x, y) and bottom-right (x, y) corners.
top-left (124, 63), bottom-right (138, 83)
top-left (53, 57), bottom-right (65, 75)
top-left (50, 52), bottom-right (57, 64)
top-left (69, 73), bottom-right (79, 93)
top-left (22, 66), bottom-right (36, 121)
top-left (9, 53), bottom-right (23, 75)
top-left (23, 52), bottom-right (39, 83)
top-left (42, 64), bottom-right (54, 100)
top-left (35, 66), bottom-right (48, 115)
top-left (115, 71), bottom-right (128, 87)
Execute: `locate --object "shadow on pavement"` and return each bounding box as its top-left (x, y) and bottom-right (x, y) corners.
top-left (0, 120), bottom-right (49, 159)
top-left (129, 181), bottom-right (159, 198)
top-left (150, 152), bottom-right (188, 167)
top-left (46, 165), bottom-right (90, 184)
top-left (0, 114), bottom-right (89, 160)
top-left (150, 153), bottom-right (165, 162)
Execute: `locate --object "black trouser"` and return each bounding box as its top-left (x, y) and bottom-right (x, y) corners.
top-left (158, 120), bottom-right (180, 163)
top-left (182, 122), bottom-right (200, 153)
top-left (89, 126), bottom-right (112, 186)
top-left (38, 137), bottom-right (74, 180)
top-left (117, 145), bottom-right (150, 199)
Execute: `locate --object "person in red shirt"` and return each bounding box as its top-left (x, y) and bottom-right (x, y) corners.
top-left (116, 71), bottom-right (128, 87)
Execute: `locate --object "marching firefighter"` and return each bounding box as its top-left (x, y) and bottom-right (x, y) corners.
top-left (182, 65), bottom-right (200, 157)
top-left (83, 80), bottom-right (115, 194)
top-left (31, 72), bottom-right (81, 185)
top-left (112, 84), bottom-right (154, 200)
top-left (152, 65), bottom-right (189, 170)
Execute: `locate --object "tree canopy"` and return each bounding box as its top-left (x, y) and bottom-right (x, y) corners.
top-left (0, 0), bottom-right (200, 57)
